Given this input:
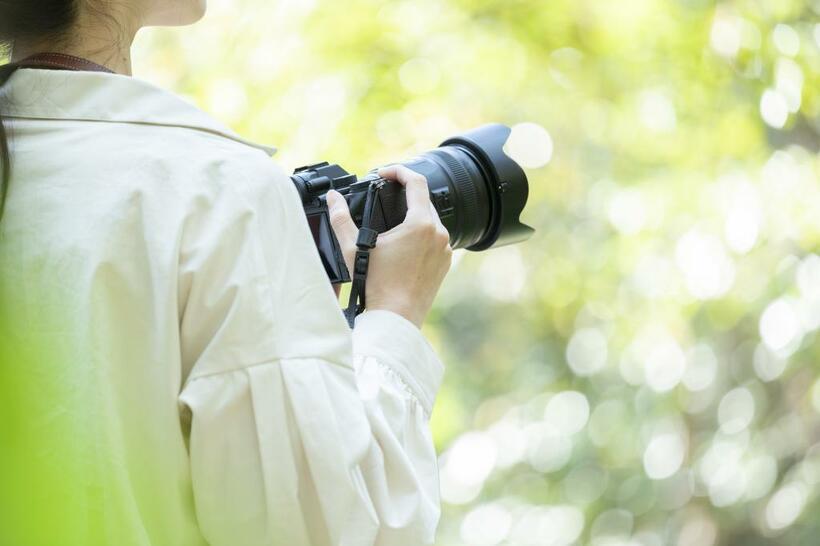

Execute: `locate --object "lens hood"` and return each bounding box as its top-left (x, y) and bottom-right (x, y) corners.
top-left (440, 124), bottom-right (534, 250)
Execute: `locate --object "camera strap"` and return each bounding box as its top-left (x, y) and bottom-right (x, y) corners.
top-left (344, 179), bottom-right (385, 328)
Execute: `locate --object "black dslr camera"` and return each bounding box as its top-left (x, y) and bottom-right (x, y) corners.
top-left (291, 124), bottom-right (534, 284)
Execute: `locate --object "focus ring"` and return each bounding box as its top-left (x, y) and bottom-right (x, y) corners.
top-left (435, 149), bottom-right (479, 245)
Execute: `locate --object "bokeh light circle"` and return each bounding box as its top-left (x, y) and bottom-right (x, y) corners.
top-left (504, 122), bottom-right (553, 169)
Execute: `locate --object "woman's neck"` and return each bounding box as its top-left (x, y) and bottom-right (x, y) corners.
top-left (10, 10), bottom-right (138, 76)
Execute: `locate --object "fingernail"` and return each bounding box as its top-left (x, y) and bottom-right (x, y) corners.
top-left (326, 190), bottom-right (338, 207)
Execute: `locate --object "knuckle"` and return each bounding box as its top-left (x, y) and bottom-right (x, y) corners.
top-left (328, 206), bottom-right (349, 225)
top-left (329, 213), bottom-right (347, 229)
top-left (398, 165), bottom-right (425, 184)
top-left (413, 218), bottom-right (436, 237)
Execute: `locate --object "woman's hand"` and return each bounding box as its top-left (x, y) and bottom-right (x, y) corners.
top-left (326, 165), bottom-right (453, 328)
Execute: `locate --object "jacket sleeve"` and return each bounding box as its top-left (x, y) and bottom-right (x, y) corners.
top-left (177, 153), bottom-right (443, 546)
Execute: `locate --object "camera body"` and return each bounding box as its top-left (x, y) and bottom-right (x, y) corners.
top-left (293, 162), bottom-right (421, 284)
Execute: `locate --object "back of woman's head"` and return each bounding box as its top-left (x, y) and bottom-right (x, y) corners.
top-left (0, 0), bottom-right (79, 218)
top-left (0, 0), bottom-right (79, 41)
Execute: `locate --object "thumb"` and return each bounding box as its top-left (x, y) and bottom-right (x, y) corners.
top-left (326, 190), bottom-right (358, 248)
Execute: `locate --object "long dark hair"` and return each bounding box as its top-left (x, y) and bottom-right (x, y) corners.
top-left (0, 0), bottom-right (79, 219)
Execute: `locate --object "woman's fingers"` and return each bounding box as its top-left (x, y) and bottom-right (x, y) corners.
top-left (326, 190), bottom-right (357, 272)
top-left (429, 202), bottom-right (442, 224)
top-left (366, 168), bottom-right (454, 326)
top-left (377, 164), bottom-right (430, 221)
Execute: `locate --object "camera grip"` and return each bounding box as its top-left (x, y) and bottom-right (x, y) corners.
top-left (368, 181), bottom-right (408, 233)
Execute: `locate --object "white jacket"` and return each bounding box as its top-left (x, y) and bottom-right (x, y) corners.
top-left (0, 68), bottom-right (443, 546)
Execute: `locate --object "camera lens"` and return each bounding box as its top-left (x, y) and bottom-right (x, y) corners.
top-left (399, 123), bottom-right (534, 250)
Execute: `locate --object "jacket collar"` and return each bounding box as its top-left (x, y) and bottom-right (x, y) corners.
top-left (1, 68), bottom-right (277, 155)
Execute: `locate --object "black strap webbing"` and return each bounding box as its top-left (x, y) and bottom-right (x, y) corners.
top-left (344, 180), bottom-right (384, 328)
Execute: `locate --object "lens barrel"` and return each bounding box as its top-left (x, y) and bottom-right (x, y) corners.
top-left (399, 123), bottom-right (534, 251)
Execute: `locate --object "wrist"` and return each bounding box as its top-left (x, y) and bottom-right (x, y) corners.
top-left (367, 296), bottom-right (426, 329)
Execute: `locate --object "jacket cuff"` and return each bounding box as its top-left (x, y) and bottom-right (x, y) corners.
top-left (352, 310), bottom-right (444, 416)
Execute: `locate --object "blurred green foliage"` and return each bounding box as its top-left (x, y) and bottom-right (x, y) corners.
top-left (134, 0), bottom-right (820, 544)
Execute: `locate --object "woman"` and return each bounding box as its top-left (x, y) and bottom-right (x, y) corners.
top-left (0, 1), bottom-right (452, 545)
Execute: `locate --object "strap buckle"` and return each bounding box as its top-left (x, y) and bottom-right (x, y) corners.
top-left (356, 227), bottom-right (378, 250)
top-left (353, 250), bottom-right (370, 277)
